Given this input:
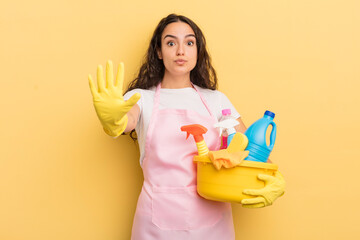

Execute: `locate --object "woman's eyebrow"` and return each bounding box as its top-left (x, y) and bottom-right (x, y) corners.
top-left (163, 34), bottom-right (196, 40)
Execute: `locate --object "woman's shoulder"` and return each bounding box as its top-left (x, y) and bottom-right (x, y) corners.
top-left (194, 85), bottom-right (235, 108)
top-left (194, 85), bottom-right (223, 97)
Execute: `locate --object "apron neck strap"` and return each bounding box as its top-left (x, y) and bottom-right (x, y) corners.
top-left (154, 82), bottom-right (215, 118)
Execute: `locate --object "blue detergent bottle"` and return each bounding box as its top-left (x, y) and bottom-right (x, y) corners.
top-left (245, 110), bottom-right (277, 162)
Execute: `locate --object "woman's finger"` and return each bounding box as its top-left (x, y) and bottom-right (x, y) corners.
top-left (125, 92), bottom-right (141, 108)
top-left (97, 65), bottom-right (106, 93)
top-left (243, 188), bottom-right (263, 196)
top-left (241, 197), bottom-right (265, 205)
top-left (106, 60), bottom-right (114, 88)
top-left (241, 202), bottom-right (265, 209)
top-left (88, 74), bottom-right (99, 99)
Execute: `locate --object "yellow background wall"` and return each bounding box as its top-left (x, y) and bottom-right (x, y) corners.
top-left (1, 0), bottom-right (359, 239)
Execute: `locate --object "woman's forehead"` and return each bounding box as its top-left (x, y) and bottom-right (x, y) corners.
top-left (162, 22), bottom-right (195, 39)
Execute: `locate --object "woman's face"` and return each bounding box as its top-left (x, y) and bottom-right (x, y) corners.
top-left (158, 21), bottom-right (197, 77)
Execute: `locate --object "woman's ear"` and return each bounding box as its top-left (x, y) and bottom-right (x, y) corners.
top-left (157, 49), bottom-right (162, 59)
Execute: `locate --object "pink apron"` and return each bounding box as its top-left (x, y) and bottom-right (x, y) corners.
top-left (131, 83), bottom-right (235, 240)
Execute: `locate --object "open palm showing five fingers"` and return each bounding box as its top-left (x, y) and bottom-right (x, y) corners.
top-left (88, 60), bottom-right (141, 137)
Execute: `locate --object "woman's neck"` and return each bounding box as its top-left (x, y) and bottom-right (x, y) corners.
top-left (161, 71), bottom-right (192, 89)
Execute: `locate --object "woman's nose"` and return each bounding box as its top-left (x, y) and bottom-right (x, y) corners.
top-left (176, 44), bottom-right (184, 56)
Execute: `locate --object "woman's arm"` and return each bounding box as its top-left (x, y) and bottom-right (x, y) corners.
top-left (235, 117), bottom-right (247, 133)
top-left (124, 103), bottom-right (140, 133)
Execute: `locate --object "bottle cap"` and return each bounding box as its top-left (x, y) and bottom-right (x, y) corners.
top-left (222, 109), bottom-right (231, 116)
top-left (265, 110), bottom-right (275, 118)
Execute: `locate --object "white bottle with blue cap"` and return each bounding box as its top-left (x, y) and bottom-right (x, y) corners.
top-left (244, 110), bottom-right (277, 162)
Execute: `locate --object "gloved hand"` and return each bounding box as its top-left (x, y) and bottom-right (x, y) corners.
top-left (241, 171), bottom-right (285, 208)
top-left (88, 60), bottom-right (141, 137)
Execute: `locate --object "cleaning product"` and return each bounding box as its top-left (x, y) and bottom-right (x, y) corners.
top-left (245, 110), bottom-right (277, 162)
top-left (227, 132), bottom-right (249, 152)
top-left (208, 149), bottom-right (248, 170)
top-left (207, 132), bottom-right (249, 170)
top-left (180, 124), bottom-right (209, 156)
top-left (219, 109), bottom-right (232, 149)
top-left (184, 123), bottom-right (280, 203)
top-left (214, 118), bottom-right (239, 147)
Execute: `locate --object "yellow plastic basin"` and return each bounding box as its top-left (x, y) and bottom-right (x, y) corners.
top-left (194, 155), bottom-right (278, 203)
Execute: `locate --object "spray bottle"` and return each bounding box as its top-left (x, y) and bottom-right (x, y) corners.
top-left (219, 109), bottom-right (232, 149)
top-left (214, 118), bottom-right (239, 147)
top-left (180, 124), bottom-right (209, 156)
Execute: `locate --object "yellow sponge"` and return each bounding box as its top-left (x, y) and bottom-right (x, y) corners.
top-left (227, 132), bottom-right (249, 153)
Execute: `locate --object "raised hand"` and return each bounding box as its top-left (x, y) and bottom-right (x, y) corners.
top-left (88, 60), bottom-right (141, 137)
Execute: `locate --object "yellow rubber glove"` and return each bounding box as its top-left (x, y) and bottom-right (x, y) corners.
top-left (88, 60), bottom-right (141, 137)
top-left (241, 171), bottom-right (285, 208)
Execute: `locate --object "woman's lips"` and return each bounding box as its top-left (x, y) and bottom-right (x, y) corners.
top-left (175, 59), bottom-right (187, 65)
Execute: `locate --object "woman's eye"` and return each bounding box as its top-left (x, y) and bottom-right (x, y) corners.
top-left (167, 42), bottom-right (175, 46)
top-left (187, 41), bottom-right (194, 46)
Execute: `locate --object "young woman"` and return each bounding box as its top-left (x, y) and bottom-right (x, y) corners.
top-left (88, 13), bottom-right (285, 240)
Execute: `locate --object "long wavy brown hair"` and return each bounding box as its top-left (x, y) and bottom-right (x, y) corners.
top-left (127, 13), bottom-right (218, 91)
top-left (125, 13), bottom-right (218, 140)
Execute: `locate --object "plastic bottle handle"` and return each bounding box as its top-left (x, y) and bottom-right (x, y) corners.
top-left (268, 122), bottom-right (277, 149)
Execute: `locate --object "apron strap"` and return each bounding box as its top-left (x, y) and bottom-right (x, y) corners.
top-left (144, 84), bottom-right (162, 156)
top-left (153, 83), bottom-right (162, 115)
top-left (154, 83), bottom-right (216, 119)
top-left (192, 84), bottom-right (216, 119)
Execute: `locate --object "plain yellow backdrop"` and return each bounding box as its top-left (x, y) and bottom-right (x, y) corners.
top-left (1, 0), bottom-right (359, 239)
